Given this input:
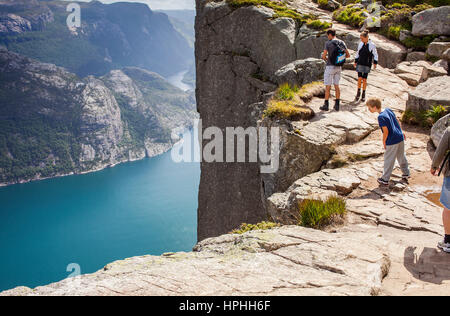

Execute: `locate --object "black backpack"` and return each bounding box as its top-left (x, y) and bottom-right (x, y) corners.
top-left (330, 40), bottom-right (346, 67)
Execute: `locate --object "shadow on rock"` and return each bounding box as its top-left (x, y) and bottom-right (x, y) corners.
top-left (404, 246), bottom-right (450, 285)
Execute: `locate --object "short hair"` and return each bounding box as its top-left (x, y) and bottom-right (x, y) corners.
top-left (366, 97), bottom-right (382, 109)
top-left (361, 30), bottom-right (369, 38)
top-left (327, 29), bottom-right (336, 37)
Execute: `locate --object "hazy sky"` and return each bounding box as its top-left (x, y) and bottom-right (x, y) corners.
top-left (62, 0), bottom-right (195, 10)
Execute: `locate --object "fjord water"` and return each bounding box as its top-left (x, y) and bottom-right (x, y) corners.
top-left (0, 136), bottom-right (199, 292)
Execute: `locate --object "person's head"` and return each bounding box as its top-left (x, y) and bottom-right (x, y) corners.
top-left (327, 29), bottom-right (336, 40)
top-left (366, 97), bottom-right (382, 113)
top-left (360, 30), bottom-right (369, 43)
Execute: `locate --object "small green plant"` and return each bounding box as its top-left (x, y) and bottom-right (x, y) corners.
top-left (333, 5), bottom-right (367, 28)
top-left (328, 154), bottom-right (348, 168)
top-left (402, 35), bottom-right (437, 50)
top-left (275, 83), bottom-right (299, 101)
top-left (426, 105), bottom-right (448, 124)
top-left (298, 196), bottom-right (347, 229)
top-left (232, 221), bottom-right (280, 234)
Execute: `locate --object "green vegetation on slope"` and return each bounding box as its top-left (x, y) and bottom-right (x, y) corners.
top-left (298, 196), bottom-right (347, 229)
top-left (232, 221), bottom-right (280, 234)
top-left (402, 105), bottom-right (449, 128)
top-left (222, 0), bottom-right (332, 30)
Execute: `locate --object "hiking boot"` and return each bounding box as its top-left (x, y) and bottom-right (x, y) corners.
top-left (355, 89), bottom-right (361, 101)
top-left (377, 178), bottom-right (389, 186)
top-left (361, 90), bottom-right (366, 102)
top-left (320, 101), bottom-right (329, 111)
top-left (334, 99), bottom-right (340, 112)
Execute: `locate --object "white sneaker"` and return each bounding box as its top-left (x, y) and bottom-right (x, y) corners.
top-left (444, 247), bottom-right (450, 253)
top-left (438, 240), bottom-right (450, 250)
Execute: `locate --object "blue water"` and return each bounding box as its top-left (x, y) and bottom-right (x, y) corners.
top-left (0, 139), bottom-right (199, 292)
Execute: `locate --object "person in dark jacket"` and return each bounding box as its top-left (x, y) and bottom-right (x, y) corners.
top-left (354, 30), bottom-right (378, 102)
top-left (431, 126), bottom-right (450, 253)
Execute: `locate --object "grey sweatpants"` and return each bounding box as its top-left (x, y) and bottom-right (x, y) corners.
top-left (382, 141), bottom-right (410, 181)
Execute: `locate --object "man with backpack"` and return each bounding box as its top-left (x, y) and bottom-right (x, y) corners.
top-left (431, 125), bottom-right (450, 253)
top-left (320, 29), bottom-right (350, 112)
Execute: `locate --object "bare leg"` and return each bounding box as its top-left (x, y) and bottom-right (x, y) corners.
top-left (363, 78), bottom-right (367, 90)
top-left (357, 77), bottom-right (362, 89)
top-left (325, 85), bottom-right (331, 101)
top-left (334, 85), bottom-right (340, 100)
top-left (444, 207), bottom-right (450, 235)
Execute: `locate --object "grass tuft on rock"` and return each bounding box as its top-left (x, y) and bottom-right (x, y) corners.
top-left (264, 83), bottom-right (316, 120)
top-left (232, 221), bottom-right (280, 234)
top-left (298, 196), bottom-right (347, 229)
top-left (401, 105), bottom-right (448, 128)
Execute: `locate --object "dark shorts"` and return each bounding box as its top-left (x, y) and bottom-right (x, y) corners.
top-left (356, 64), bottom-right (371, 79)
top-left (358, 72), bottom-right (369, 79)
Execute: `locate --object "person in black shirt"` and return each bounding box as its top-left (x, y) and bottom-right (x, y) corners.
top-left (354, 30), bottom-right (379, 102)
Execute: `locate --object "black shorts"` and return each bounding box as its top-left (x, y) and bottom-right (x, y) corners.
top-left (358, 72), bottom-right (369, 79)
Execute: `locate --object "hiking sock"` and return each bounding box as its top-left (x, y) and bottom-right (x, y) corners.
top-left (445, 235), bottom-right (450, 244)
top-left (334, 99), bottom-right (340, 111)
top-left (355, 89), bottom-right (361, 101)
top-left (320, 100), bottom-right (329, 111)
top-left (361, 90), bottom-right (366, 102)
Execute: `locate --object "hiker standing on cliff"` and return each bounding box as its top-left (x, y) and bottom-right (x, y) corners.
top-left (354, 30), bottom-right (379, 102)
top-left (320, 29), bottom-right (350, 112)
top-left (431, 126), bottom-right (450, 253)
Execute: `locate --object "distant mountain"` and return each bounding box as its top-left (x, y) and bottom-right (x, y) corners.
top-left (0, 0), bottom-right (193, 77)
top-left (158, 10), bottom-right (195, 48)
top-left (0, 48), bottom-right (197, 185)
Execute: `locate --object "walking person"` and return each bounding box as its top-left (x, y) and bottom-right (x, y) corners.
top-left (366, 97), bottom-right (410, 186)
top-left (354, 30), bottom-right (379, 102)
top-left (431, 125), bottom-right (450, 253)
top-left (320, 29), bottom-right (350, 112)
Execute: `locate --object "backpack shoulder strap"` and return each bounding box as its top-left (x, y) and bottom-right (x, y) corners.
top-left (438, 151), bottom-right (450, 177)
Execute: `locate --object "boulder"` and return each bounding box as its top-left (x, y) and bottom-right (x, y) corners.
top-left (431, 114), bottom-right (450, 148)
top-left (394, 61), bottom-right (427, 86)
top-left (433, 59), bottom-right (449, 72)
top-left (443, 48), bottom-right (450, 62)
top-left (272, 58), bottom-right (326, 87)
top-left (426, 42), bottom-right (450, 59)
top-left (319, 0), bottom-right (341, 11)
top-left (406, 51), bottom-right (426, 62)
top-left (396, 73), bottom-right (422, 87)
top-left (399, 30), bottom-right (412, 42)
top-left (406, 76), bottom-right (450, 112)
top-left (412, 6), bottom-right (450, 36)
top-left (295, 32), bottom-right (327, 60)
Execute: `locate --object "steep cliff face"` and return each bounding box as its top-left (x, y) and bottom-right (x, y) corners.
top-left (0, 48), bottom-right (197, 185)
top-left (195, 0), bottom-right (320, 240)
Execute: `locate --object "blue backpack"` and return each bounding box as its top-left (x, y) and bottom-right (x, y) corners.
top-left (330, 40), bottom-right (346, 66)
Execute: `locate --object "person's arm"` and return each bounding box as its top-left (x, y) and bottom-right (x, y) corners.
top-left (354, 43), bottom-right (361, 67)
top-left (322, 49), bottom-right (328, 62)
top-left (382, 126), bottom-right (389, 149)
top-left (371, 42), bottom-right (379, 69)
top-left (345, 49), bottom-right (351, 59)
top-left (431, 128), bottom-right (450, 175)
